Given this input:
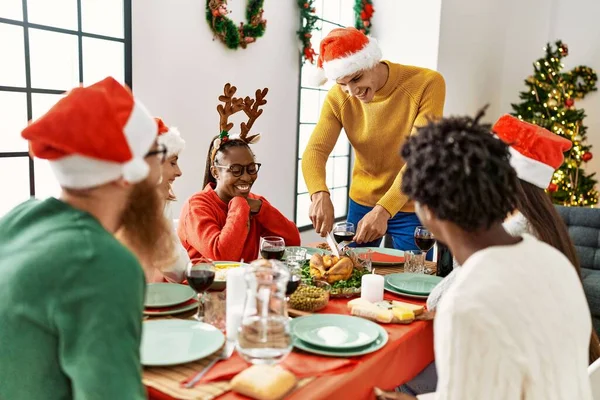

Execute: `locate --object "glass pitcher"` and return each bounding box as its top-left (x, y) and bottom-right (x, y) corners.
top-left (236, 259), bottom-right (292, 365)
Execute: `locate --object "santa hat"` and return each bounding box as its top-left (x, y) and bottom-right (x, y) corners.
top-left (493, 114), bottom-right (572, 189)
top-left (308, 27), bottom-right (382, 86)
top-left (155, 117), bottom-right (185, 158)
top-left (21, 77), bottom-right (158, 189)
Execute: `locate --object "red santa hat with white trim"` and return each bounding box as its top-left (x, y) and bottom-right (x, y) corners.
top-left (155, 117), bottom-right (185, 158)
top-left (21, 77), bottom-right (158, 189)
top-left (493, 114), bottom-right (572, 189)
top-left (308, 27), bottom-right (382, 86)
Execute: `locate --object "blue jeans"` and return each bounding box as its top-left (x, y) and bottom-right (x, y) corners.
top-left (347, 199), bottom-right (433, 259)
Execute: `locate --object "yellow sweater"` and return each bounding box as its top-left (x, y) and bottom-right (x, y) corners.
top-left (302, 61), bottom-right (446, 216)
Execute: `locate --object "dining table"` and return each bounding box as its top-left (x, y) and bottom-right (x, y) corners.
top-left (143, 255), bottom-right (437, 400)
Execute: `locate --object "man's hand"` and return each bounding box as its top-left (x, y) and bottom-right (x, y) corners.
top-left (246, 198), bottom-right (263, 213)
top-left (354, 205), bottom-right (390, 244)
top-left (309, 192), bottom-right (334, 237)
top-left (374, 387), bottom-right (418, 400)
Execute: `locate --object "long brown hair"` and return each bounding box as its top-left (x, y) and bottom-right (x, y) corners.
top-left (516, 179), bottom-right (600, 364)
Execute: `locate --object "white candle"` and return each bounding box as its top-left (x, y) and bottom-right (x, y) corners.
top-left (361, 274), bottom-right (384, 303)
top-left (226, 268), bottom-right (247, 341)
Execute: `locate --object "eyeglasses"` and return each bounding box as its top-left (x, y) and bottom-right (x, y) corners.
top-left (145, 144), bottom-right (167, 163)
top-left (214, 162), bottom-right (261, 177)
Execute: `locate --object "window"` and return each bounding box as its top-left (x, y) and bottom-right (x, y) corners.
top-left (295, 0), bottom-right (354, 230)
top-left (0, 0), bottom-right (132, 216)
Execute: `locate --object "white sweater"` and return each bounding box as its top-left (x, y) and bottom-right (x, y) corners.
top-left (427, 212), bottom-right (533, 311)
top-left (161, 202), bottom-right (189, 283)
top-left (420, 234), bottom-right (592, 399)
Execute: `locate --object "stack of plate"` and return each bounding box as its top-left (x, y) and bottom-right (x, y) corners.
top-left (144, 283), bottom-right (198, 316)
top-left (383, 273), bottom-right (442, 299)
top-left (290, 314), bottom-right (388, 357)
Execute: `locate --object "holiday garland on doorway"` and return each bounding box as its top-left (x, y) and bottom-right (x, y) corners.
top-left (206, 0), bottom-right (266, 49)
top-left (297, 0), bottom-right (375, 64)
top-left (355, 0), bottom-right (374, 35)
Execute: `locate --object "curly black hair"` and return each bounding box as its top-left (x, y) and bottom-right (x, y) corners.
top-left (202, 136), bottom-right (254, 187)
top-left (400, 108), bottom-right (519, 232)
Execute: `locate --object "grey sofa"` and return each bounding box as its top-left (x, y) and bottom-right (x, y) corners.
top-left (556, 205), bottom-right (600, 334)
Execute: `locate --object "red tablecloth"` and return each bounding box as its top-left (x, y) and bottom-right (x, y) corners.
top-left (147, 292), bottom-right (433, 400)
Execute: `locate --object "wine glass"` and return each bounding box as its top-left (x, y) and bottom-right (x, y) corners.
top-left (284, 248), bottom-right (306, 299)
top-left (186, 258), bottom-right (216, 321)
top-left (414, 226), bottom-right (436, 274)
top-left (333, 221), bottom-right (355, 245)
top-left (260, 236), bottom-right (285, 260)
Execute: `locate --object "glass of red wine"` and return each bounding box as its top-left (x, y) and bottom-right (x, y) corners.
top-left (260, 236), bottom-right (286, 260)
top-left (414, 226), bottom-right (436, 274)
top-left (186, 258), bottom-right (216, 321)
top-left (284, 248), bottom-right (306, 298)
top-left (333, 221), bottom-right (355, 245)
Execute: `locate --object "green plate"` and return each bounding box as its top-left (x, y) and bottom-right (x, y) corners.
top-left (292, 314), bottom-right (380, 349)
top-left (291, 317), bottom-right (388, 357)
top-left (141, 320), bottom-right (225, 366)
top-left (145, 283), bottom-right (196, 308)
top-left (143, 300), bottom-right (199, 317)
top-left (352, 247), bottom-right (405, 266)
top-left (384, 281), bottom-right (428, 299)
top-left (385, 273), bottom-right (442, 296)
top-left (285, 246), bottom-right (330, 260)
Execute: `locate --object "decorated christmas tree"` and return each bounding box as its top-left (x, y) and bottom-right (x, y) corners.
top-left (511, 41), bottom-right (599, 206)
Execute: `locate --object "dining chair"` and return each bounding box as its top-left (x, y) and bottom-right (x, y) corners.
top-left (590, 356), bottom-right (600, 399)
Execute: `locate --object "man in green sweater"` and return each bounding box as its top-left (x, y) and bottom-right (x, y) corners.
top-left (0, 77), bottom-right (168, 399)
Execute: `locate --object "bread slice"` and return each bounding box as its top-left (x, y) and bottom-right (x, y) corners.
top-left (231, 365), bottom-right (297, 400)
top-left (351, 305), bottom-right (393, 323)
top-left (347, 298), bottom-right (375, 310)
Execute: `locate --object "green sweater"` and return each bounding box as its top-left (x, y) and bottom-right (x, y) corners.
top-left (0, 198), bottom-right (146, 400)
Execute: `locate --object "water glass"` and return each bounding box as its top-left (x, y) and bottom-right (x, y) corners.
top-left (204, 291), bottom-right (226, 332)
top-left (405, 250), bottom-right (425, 274)
top-left (284, 248), bottom-right (306, 297)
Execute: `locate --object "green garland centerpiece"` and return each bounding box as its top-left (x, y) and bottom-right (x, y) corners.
top-left (206, 0), bottom-right (267, 49)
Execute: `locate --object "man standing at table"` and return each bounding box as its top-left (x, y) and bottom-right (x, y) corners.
top-left (302, 27), bottom-right (445, 249)
top-left (0, 77), bottom-right (170, 400)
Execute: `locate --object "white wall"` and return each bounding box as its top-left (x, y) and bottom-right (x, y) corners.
top-left (132, 0), bottom-right (300, 219)
top-left (438, 0), bottom-right (600, 179)
top-left (372, 0), bottom-right (442, 71)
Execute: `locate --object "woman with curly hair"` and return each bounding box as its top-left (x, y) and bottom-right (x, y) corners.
top-left (387, 110), bottom-right (593, 399)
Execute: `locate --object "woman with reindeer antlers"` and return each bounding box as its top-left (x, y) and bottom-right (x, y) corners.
top-left (178, 83), bottom-right (300, 262)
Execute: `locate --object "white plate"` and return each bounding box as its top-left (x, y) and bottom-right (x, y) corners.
top-left (141, 320), bottom-right (225, 366)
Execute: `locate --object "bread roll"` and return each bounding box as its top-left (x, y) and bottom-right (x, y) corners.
top-left (230, 365), bottom-right (297, 400)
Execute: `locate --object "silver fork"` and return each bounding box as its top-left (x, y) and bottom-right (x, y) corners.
top-left (184, 340), bottom-right (235, 389)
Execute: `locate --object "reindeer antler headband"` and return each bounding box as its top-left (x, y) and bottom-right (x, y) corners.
top-left (211, 83), bottom-right (268, 162)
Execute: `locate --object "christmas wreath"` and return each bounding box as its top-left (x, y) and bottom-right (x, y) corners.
top-left (206, 0), bottom-right (266, 50)
top-left (297, 0), bottom-right (375, 64)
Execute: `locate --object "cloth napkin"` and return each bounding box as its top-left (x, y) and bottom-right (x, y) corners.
top-left (371, 252), bottom-right (405, 263)
top-left (144, 298), bottom-right (197, 313)
top-left (182, 351), bottom-right (358, 387)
